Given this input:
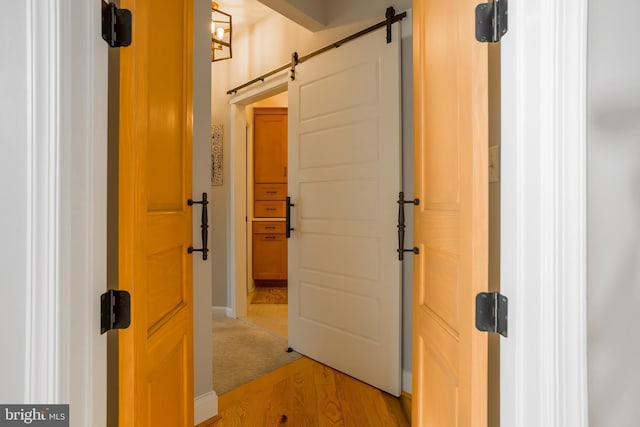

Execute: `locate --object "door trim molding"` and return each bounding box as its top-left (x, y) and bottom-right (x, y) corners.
top-left (26, 0), bottom-right (108, 423)
top-left (25, 0), bottom-right (63, 403)
top-left (500, 0), bottom-right (589, 425)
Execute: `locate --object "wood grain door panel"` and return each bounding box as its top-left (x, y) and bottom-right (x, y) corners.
top-left (117, 0), bottom-right (194, 425)
top-left (412, 0), bottom-right (489, 424)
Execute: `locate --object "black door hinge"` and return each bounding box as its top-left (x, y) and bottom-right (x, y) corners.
top-left (101, 1), bottom-right (132, 48)
top-left (100, 290), bottom-right (131, 334)
top-left (475, 291), bottom-right (508, 337)
top-left (475, 0), bottom-right (508, 43)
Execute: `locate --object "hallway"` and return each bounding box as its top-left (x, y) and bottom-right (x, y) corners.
top-left (245, 287), bottom-right (289, 338)
top-left (210, 357), bottom-right (409, 426)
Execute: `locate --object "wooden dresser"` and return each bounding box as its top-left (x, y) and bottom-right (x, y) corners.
top-left (252, 108), bottom-right (288, 285)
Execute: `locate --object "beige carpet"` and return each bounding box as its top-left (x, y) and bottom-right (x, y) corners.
top-left (212, 316), bottom-right (301, 395)
top-left (250, 287), bottom-right (288, 304)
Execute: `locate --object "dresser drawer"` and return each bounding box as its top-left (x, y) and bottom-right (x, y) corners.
top-left (252, 233), bottom-right (287, 280)
top-left (253, 221), bottom-right (286, 234)
top-left (255, 183), bottom-right (287, 200)
top-left (254, 201), bottom-right (285, 218)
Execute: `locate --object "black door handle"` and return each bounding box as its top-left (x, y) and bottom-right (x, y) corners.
top-left (188, 192), bottom-right (209, 260)
top-left (397, 191), bottom-right (419, 260)
top-left (286, 196), bottom-right (295, 238)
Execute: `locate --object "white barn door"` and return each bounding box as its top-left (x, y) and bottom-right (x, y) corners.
top-left (287, 25), bottom-right (403, 396)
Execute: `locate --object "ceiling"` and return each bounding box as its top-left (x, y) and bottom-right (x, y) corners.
top-left (216, 0), bottom-right (413, 33)
top-left (216, 0), bottom-right (274, 31)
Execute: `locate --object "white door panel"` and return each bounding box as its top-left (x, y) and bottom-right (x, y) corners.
top-left (288, 25), bottom-right (402, 396)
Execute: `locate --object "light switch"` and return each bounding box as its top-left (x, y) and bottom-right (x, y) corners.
top-left (489, 145), bottom-right (500, 183)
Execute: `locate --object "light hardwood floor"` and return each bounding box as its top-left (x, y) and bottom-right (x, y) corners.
top-left (210, 296), bottom-right (408, 425)
top-left (213, 357), bottom-right (409, 426)
top-left (245, 303), bottom-right (288, 338)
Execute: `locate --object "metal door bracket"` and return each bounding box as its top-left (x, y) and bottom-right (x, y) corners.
top-left (101, 1), bottom-right (132, 48)
top-left (100, 290), bottom-right (131, 334)
top-left (475, 291), bottom-right (508, 337)
top-left (475, 0), bottom-right (508, 43)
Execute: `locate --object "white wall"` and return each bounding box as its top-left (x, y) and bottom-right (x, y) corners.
top-left (193, 0), bottom-right (216, 420)
top-left (0, 0), bottom-right (29, 403)
top-left (588, 0), bottom-right (640, 425)
top-left (211, 60), bottom-right (232, 308)
top-left (211, 7), bottom-right (415, 392)
top-left (228, 14), bottom-right (392, 89)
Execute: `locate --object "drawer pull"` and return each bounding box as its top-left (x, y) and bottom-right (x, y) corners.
top-left (265, 236), bottom-right (276, 240)
top-left (265, 226), bottom-right (276, 230)
top-left (266, 191), bottom-right (277, 194)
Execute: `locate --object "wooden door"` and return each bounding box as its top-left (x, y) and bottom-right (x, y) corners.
top-left (117, 0), bottom-right (194, 426)
top-left (254, 108), bottom-right (288, 184)
top-left (288, 26), bottom-right (402, 396)
top-left (412, 0), bottom-right (489, 425)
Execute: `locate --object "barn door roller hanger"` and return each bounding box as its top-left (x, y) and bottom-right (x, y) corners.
top-left (227, 7), bottom-right (407, 94)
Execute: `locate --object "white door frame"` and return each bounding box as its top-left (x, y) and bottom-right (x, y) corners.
top-left (38, 0), bottom-right (590, 424)
top-left (23, 0), bottom-right (108, 423)
top-left (228, 75), bottom-right (290, 318)
top-left (31, 1), bottom-right (215, 425)
top-left (500, 0), bottom-right (589, 425)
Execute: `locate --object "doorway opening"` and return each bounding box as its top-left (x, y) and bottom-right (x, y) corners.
top-left (210, 77), bottom-right (293, 396)
top-left (227, 76), bottom-right (290, 322)
top-left (245, 93), bottom-right (289, 338)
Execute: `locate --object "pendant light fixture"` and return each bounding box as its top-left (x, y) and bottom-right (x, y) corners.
top-left (211, 1), bottom-right (232, 62)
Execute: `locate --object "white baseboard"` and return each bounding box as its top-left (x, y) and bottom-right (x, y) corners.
top-left (227, 306), bottom-right (236, 318)
top-left (212, 306), bottom-right (233, 318)
top-left (194, 390), bottom-right (218, 425)
top-left (402, 369), bottom-right (412, 393)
